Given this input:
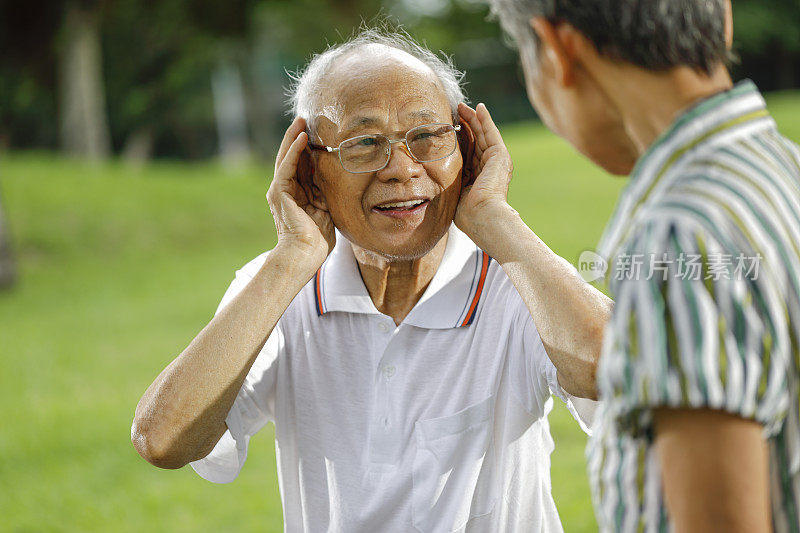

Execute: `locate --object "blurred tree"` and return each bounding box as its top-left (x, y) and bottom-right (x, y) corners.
top-left (0, 0), bottom-right (61, 149)
top-left (732, 0), bottom-right (800, 90)
top-left (0, 186), bottom-right (15, 289)
top-left (59, 1), bottom-right (111, 160)
top-left (102, 0), bottom-right (253, 160)
top-left (0, 0), bottom-right (111, 159)
top-left (1, 0), bottom-right (798, 159)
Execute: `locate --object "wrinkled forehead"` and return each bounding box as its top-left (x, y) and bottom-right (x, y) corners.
top-left (314, 46), bottom-right (452, 139)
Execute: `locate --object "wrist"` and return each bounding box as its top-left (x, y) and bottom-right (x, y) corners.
top-left (460, 201), bottom-right (522, 257)
top-left (270, 241), bottom-right (326, 280)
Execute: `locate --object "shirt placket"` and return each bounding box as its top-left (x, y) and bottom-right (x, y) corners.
top-left (368, 316), bottom-right (403, 466)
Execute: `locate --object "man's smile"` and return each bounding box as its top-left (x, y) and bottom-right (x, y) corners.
top-left (371, 196), bottom-right (431, 219)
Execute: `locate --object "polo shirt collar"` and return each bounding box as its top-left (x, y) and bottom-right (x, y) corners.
top-left (313, 224), bottom-right (492, 329)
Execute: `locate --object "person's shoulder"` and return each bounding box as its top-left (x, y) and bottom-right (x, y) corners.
top-left (623, 206), bottom-right (724, 255)
top-left (660, 123), bottom-right (800, 210)
top-left (227, 249), bottom-right (318, 322)
top-left (228, 249), bottom-right (316, 302)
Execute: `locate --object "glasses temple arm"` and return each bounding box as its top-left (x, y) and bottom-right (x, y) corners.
top-left (307, 143), bottom-right (338, 153)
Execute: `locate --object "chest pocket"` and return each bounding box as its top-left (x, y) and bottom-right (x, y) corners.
top-left (411, 394), bottom-right (499, 532)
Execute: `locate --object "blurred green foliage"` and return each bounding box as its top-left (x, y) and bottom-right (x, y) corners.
top-left (0, 0), bottom-right (798, 155)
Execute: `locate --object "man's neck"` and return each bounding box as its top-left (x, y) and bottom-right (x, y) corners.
top-left (352, 233), bottom-right (449, 325)
top-left (604, 64), bottom-right (734, 157)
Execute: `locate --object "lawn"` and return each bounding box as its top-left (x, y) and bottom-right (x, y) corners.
top-left (1, 90), bottom-right (798, 532)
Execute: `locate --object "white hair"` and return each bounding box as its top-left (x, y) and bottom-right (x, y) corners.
top-left (286, 27), bottom-right (467, 128)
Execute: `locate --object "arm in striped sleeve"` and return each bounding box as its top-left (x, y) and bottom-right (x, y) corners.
top-left (600, 216), bottom-right (792, 440)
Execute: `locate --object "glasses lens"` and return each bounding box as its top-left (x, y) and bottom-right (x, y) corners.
top-left (339, 135), bottom-right (389, 173)
top-left (406, 124), bottom-right (456, 162)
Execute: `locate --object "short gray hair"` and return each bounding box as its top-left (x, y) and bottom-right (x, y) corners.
top-left (286, 27), bottom-right (467, 126)
top-left (489, 0), bottom-right (729, 75)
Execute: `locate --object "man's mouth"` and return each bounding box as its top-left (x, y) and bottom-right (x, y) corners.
top-left (374, 199), bottom-right (426, 210)
top-left (371, 198), bottom-right (430, 218)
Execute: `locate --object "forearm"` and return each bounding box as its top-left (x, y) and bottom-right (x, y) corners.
top-left (470, 203), bottom-right (612, 399)
top-left (131, 246), bottom-right (316, 468)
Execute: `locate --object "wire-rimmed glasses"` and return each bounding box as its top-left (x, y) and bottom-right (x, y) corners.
top-left (308, 123), bottom-right (461, 174)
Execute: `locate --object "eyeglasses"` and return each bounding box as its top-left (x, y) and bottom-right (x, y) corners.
top-left (308, 123), bottom-right (461, 174)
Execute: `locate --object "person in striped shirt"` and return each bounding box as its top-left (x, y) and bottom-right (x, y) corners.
top-left (484, 0), bottom-right (800, 531)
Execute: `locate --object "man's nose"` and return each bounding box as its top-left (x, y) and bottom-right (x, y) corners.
top-left (376, 142), bottom-right (421, 182)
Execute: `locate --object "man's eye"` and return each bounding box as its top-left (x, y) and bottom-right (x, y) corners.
top-left (412, 132), bottom-right (435, 142)
top-left (357, 137), bottom-right (378, 146)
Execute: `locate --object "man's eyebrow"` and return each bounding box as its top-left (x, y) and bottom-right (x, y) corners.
top-left (408, 109), bottom-right (443, 122)
top-left (339, 109), bottom-right (446, 138)
top-left (341, 116), bottom-right (381, 137)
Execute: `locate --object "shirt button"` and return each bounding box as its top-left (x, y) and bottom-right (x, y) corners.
top-left (382, 417), bottom-right (390, 428)
top-left (383, 365), bottom-right (396, 379)
top-left (378, 322), bottom-right (390, 333)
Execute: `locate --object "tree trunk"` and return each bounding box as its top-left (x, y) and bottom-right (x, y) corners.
top-left (212, 59), bottom-right (251, 171)
top-left (0, 187), bottom-right (16, 289)
top-left (122, 126), bottom-right (154, 167)
top-left (59, 2), bottom-right (111, 160)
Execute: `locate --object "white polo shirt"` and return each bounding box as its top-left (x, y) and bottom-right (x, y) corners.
top-left (191, 225), bottom-right (592, 532)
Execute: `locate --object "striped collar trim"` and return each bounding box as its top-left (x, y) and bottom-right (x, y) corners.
top-left (454, 250), bottom-right (492, 327)
top-left (313, 225), bottom-right (493, 329)
top-left (598, 79), bottom-right (774, 259)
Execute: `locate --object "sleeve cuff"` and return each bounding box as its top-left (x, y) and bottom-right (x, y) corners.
top-left (545, 360), bottom-right (596, 435)
top-left (189, 404), bottom-right (250, 483)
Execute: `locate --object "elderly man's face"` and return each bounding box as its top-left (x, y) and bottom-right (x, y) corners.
top-left (309, 49), bottom-right (463, 260)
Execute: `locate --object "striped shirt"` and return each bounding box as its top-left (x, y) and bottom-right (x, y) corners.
top-left (587, 80), bottom-right (800, 532)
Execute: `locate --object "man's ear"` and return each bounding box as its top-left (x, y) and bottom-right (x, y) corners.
top-left (530, 17), bottom-right (578, 87)
top-left (297, 148), bottom-right (328, 212)
top-left (457, 118), bottom-right (476, 187)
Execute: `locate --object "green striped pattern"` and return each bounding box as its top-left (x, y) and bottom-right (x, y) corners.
top-left (587, 80), bottom-right (800, 532)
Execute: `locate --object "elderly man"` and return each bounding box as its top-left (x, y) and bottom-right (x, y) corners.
top-left (486, 0), bottom-right (800, 531)
top-left (131, 30), bottom-right (607, 532)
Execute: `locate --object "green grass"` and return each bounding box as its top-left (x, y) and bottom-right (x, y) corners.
top-left (1, 91), bottom-right (798, 532)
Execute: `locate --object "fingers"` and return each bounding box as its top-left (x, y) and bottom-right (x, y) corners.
top-left (458, 102), bottom-right (476, 120)
top-left (459, 103), bottom-right (487, 154)
top-left (268, 132), bottom-right (308, 205)
top-left (475, 103), bottom-right (504, 150)
top-left (275, 132), bottom-right (308, 185)
top-left (459, 102), bottom-right (506, 156)
top-left (275, 117), bottom-right (308, 169)
top-left (456, 102), bottom-right (514, 199)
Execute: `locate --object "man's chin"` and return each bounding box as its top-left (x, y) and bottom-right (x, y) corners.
top-left (599, 158), bottom-right (636, 176)
top-left (583, 145), bottom-right (638, 176)
top-left (341, 224), bottom-right (450, 263)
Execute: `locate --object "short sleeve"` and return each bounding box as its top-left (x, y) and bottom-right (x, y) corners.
top-left (508, 292), bottom-right (597, 434)
top-left (190, 252), bottom-right (284, 483)
top-left (600, 217), bottom-right (792, 439)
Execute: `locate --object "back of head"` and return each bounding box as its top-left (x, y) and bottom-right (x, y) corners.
top-left (489, 0), bottom-right (729, 74)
